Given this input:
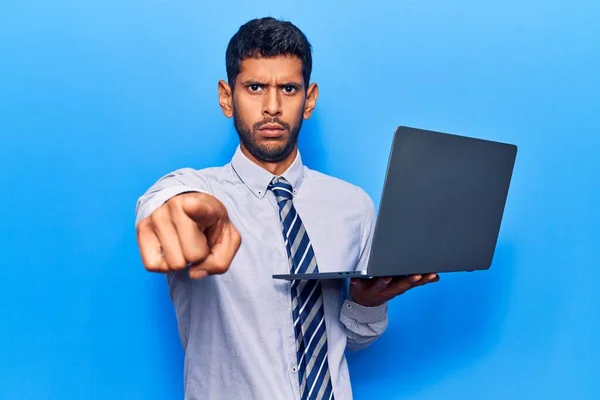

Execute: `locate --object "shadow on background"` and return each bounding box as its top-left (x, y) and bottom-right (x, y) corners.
top-left (348, 242), bottom-right (515, 398)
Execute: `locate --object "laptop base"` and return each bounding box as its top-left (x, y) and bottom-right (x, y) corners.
top-left (272, 271), bottom-right (412, 281)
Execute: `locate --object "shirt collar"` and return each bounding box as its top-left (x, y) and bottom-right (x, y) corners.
top-left (231, 145), bottom-right (305, 199)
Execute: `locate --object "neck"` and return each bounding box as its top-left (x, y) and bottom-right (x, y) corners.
top-left (240, 144), bottom-right (298, 176)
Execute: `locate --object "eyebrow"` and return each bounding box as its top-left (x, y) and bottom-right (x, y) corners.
top-left (241, 80), bottom-right (303, 89)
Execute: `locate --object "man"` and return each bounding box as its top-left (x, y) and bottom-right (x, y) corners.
top-left (135, 17), bottom-right (438, 400)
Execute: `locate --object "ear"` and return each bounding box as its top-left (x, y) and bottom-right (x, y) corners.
top-left (303, 83), bottom-right (319, 119)
top-left (218, 80), bottom-right (233, 118)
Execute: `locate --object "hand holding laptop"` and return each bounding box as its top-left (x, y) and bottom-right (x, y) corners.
top-left (349, 274), bottom-right (439, 307)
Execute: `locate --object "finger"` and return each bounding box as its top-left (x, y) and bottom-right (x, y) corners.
top-left (169, 201), bottom-right (210, 265)
top-left (412, 274), bottom-right (439, 288)
top-left (181, 194), bottom-right (222, 230)
top-left (188, 269), bottom-right (208, 280)
top-left (374, 277), bottom-right (393, 291)
top-left (350, 276), bottom-right (388, 291)
top-left (385, 274), bottom-right (422, 295)
top-left (349, 278), bottom-right (370, 291)
top-left (136, 219), bottom-right (168, 272)
top-left (190, 221), bottom-right (241, 277)
top-left (150, 207), bottom-right (187, 270)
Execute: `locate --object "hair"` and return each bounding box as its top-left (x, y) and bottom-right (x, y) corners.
top-left (225, 17), bottom-right (313, 90)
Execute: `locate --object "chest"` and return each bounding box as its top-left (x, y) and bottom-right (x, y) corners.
top-left (233, 194), bottom-right (362, 272)
top-left (206, 187), bottom-right (360, 322)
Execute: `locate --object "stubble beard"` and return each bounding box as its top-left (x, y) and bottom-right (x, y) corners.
top-left (233, 106), bottom-right (302, 163)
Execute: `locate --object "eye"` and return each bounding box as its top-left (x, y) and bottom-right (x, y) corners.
top-left (282, 85), bottom-right (297, 94)
top-left (249, 84), bottom-right (261, 92)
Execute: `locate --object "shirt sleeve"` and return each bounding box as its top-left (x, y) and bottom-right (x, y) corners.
top-left (135, 167), bottom-right (213, 224)
top-left (340, 189), bottom-right (389, 351)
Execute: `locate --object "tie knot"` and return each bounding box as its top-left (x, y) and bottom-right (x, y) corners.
top-left (269, 176), bottom-right (294, 200)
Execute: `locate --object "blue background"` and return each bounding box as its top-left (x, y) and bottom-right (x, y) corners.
top-left (1, 0), bottom-right (599, 399)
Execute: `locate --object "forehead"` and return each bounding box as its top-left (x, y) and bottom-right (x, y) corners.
top-left (237, 55), bottom-right (304, 84)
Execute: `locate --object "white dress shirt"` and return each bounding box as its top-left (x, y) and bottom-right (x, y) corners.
top-left (135, 146), bottom-right (388, 400)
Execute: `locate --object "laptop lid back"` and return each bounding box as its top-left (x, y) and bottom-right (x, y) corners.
top-left (366, 126), bottom-right (517, 276)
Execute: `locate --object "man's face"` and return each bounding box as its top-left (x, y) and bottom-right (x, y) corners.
top-left (219, 55), bottom-right (317, 163)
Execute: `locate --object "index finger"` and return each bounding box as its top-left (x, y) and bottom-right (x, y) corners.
top-left (182, 194), bottom-right (222, 230)
top-left (189, 222), bottom-right (241, 278)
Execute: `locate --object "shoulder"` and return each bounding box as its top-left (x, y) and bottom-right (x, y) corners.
top-left (164, 164), bottom-right (231, 179)
top-left (304, 168), bottom-right (375, 216)
top-left (154, 164), bottom-right (234, 188)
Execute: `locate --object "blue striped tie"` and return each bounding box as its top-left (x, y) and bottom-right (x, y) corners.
top-left (269, 176), bottom-right (334, 400)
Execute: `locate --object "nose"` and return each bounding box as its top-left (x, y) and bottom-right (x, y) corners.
top-left (262, 87), bottom-right (282, 117)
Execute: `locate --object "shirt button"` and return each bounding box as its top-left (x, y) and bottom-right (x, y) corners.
top-left (346, 303), bottom-right (353, 309)
top-left (291, 365), bottom-right (297, 373)
top-left (257, 190), bottom-right (263, 195)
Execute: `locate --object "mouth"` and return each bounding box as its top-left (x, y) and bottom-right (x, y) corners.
top-left (257, 124), bottom-right (286, 138)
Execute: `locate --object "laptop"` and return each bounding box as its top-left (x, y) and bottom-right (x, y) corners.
top-left (272, 125), bottom-right (518, 281)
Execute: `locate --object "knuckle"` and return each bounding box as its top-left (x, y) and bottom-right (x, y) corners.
top-left (144, 260), bottom-right (165, 273)
top-left (182, 239), bottom-right (209, 264)
top-left (188, 248), bottom-right (209, 264)
top-left (212, 261), bottom-right (229, 275)
top-left (167, 192), bottom-right (187, 205)
top-left (136, 221), bottom-right (153, 243)
top-left (136, 218), bottom-right (149, 233)
top-left (143, 262), bottom-right (155, 271)
top-left (150, 206), bottom-right (171, 225)
top-left (181, 193), bottom-right (203, 210)
top-left (227, 224), bottom-right (242, 249)
top-left (166, 256), bottom-right (188, 271)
